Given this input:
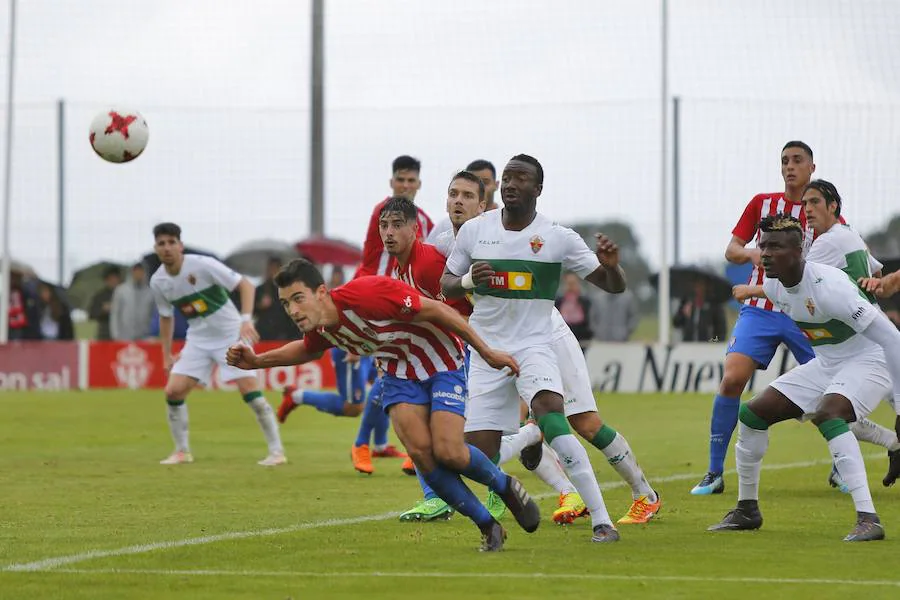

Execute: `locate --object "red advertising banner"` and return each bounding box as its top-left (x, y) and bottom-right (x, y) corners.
top-left (88, 341), bottom-right (337, 390)
top-left (0, 341), bottom-right (79, 390)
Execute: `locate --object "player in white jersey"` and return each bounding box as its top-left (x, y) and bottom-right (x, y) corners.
top-left (427, 159), bottom-right (499, 247)
top-left (442, 155), bottom-right (631, 543)
top-left (149, 223), bottom-right (285, 466)
top-left (709, 214), bottom-right (900, 541)
top-left (733, 180), bottom-right (900, 490)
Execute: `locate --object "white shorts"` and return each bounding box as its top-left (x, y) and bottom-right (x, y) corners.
top-left (770, 352), bottom-right (891, 420)
top-left (465, 345), bottom-right (563, 435)
top-left (552, 331), bottom-right (597, 417)
top-left (171, 338), bottom-right (253, 385)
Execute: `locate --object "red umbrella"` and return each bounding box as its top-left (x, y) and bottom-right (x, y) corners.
top-left (295, 236), bottom-right (362, 266)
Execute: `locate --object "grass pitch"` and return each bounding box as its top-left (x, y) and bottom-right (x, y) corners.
top-left (2, 390), bottom-right (899, 599)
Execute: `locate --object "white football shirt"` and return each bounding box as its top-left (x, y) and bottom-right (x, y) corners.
top-left (446, 209), bottom-right (600, 351)
top-left (150, 254), bottom-right (243, 345)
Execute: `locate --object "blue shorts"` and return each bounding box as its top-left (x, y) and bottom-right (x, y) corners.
top-left (727, 305), bottom-right (815, 369)
top-left (331, 348), bottom-right (372, 405)
top-left (380, 368), bottom-right (467, 417)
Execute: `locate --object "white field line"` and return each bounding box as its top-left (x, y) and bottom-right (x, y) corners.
top-left (2, 454), bottom-right (881, 573)
top-left (29, 568), bottom-right (900, 588)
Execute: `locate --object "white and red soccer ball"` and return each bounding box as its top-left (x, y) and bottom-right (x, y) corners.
top-left (89, 108), bottom-right (149, 163)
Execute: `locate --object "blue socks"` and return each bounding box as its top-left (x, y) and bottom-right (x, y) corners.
top-left (354, 379), bottom-right (383, 447)
top-left (416, 467), bottom-right (438, 501)
top-left (422, 467), bottom-right (493, 527)
top-left (709, 394), bottom-right (741, 474)
top-left (458, 444), bottom-right (510, 494)
top-left (372, 409), bottom-right (390, 447)
top-left (299, 390), bottom-right (345, 416)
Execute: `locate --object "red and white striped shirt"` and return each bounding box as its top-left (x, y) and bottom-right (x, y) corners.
top-left (733, 192), bottom-right (847, 311)
top-left (302, 276), bottom-right (464, 380)
top-left (354, 198), bottom-right (433, 279)
top-left (393, 239), bottom-right (472, 317)
top-left (733, 193), bottom-right (803, 311)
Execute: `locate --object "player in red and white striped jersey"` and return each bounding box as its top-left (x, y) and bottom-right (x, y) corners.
top-left (691, 141), bottom-right (819, 496)
top-left (350, 155), bottom-right (433, 474)
top-left (226, 259), bottom-right (541, 551)
top-left (354, 155), bottom-right (434, 279)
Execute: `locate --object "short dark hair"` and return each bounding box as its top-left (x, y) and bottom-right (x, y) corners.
top-left (759, 213), bottom-right (803, 247)
top-left (153, 222), bottom-right (181, 240)
top-left (782, 140), bottom-right (813, 161)
top-left (131, 262), bottom-right (145, 271)
top-left (392, 155), bottom-right (421, 174)
top-left (379, 196), bottom-right (418, 222)
top-left (804, 179), bottom-right (842, 218)
top-left (102, 265), bottom-right (122, 279)
top-left (465, 159), bottom-right (496, 178)
top-left (509, 154), bottom-right (544, 185)
top-left (450, 170), bottom-right (485, 201)
top-left (274, 258), bottom-right (325, 290)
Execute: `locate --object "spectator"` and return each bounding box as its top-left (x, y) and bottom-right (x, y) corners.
top-left (589, 288), bottom-right (639, 342)
top-left (673, 277), bottom-right (727, 342)
top-left (253, 257), bottom-right (296, 341)
top-left (329, 267), bottom-right (346, 289)
top-left (111, 263), bottom-right (155, 340)
top-left (555, 271), bottom-right (593, 351)
top-left (36, 282), bottom-right (74, 340)
top-left (8, 271), bottom-right (41, 340)
top-left (89, 266), bottom-right (122, 340)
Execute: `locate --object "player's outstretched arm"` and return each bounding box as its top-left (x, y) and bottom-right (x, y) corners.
top-left (860, 271), bottom-right (900, 298)
top-left (860, 312), bottom-right (900, 414)
top-left (414, 297), bottom-right (519, 376)
top-left (227, 340), bottom-right (322, 370)
top-left (584, 234), bottom-right (626, 293)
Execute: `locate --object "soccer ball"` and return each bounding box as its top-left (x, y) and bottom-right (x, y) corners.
top-left (89, 108), bottom-right (149, 163)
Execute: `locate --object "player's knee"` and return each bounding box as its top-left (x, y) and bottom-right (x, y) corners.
top-left (164, 384), bottom-right (188, 401)
top-left (719, 370), bottom-right (750, 397)
top-left (530, 392), bottom-right (564, 419)
top-left (568, 411), bottom-right (601, 440)
top-left (433, 437), bottom-right (468, 470)
top-left (812, 395), bottom-right (855, 425)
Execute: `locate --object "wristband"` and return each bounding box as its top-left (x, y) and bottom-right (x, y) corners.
top-left (240, 314), bottom-right (252, 323)
top-left (461, 266), bottom-right (475, 290)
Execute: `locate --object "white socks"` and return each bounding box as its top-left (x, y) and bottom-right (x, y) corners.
top-left (549, 434), bottom-right (611, 527)
top-left (851, 418), bottom-right (900, 451)
top-left (599, 432), bottom-right (656, 501)
top-left (735, 422), bottom-right (768, 502)
top-left (248, 396), bottom-right (284, 455)
top-left (290, 388), bottom-right (305, 405)
top-left (531, 443), bottom-right (574, 494)
top-left (166, 402), bottom-right (190, 453)
top-left (498, 423), bottom-right (543, 465)
top-left (830, 431), bottom-right (876, 513)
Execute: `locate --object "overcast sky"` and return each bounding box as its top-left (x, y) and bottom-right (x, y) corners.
top-left (1, 0), bottom-right (899, 281)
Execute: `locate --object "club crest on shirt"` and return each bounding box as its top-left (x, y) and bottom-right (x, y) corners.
top-left (805, 298), bottom-right (816, 316)
top-left (187, 273), bottom-right (197, 285)
top-left (529, 235), bottom-right (544, 254)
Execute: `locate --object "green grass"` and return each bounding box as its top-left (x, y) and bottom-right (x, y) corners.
top-left (1, 390), bottom-right (899, 599)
